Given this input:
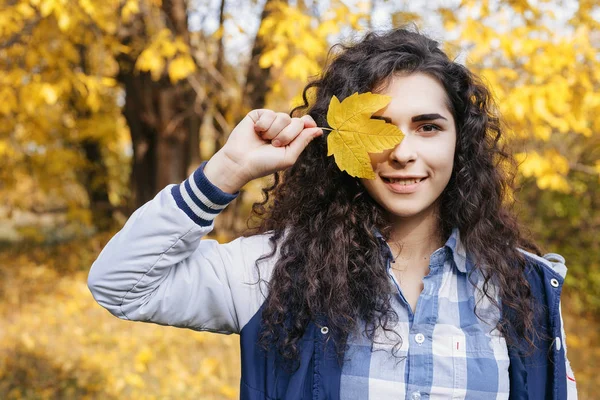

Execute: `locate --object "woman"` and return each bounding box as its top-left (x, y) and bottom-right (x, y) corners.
top-left (88, 28), bottom-right (577, 399)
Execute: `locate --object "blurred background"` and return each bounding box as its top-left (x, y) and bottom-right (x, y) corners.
top-left (0, 0), bottom-right (598, 398)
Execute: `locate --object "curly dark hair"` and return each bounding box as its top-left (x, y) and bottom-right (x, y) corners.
top-left (243, 27), bottom-right (542, 369)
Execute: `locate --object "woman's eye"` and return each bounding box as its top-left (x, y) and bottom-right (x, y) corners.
top-left (419, 124), bottom-right (441, 133)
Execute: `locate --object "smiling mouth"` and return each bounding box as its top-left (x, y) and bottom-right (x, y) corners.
top-left (381, 177), bottom-right (427, 185)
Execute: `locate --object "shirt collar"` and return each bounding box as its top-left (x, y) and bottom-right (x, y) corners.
top-left (373, 227), bottom-right (473, 273)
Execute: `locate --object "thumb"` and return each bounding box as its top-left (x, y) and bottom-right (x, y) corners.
top-left (286, 127), bottom-right (323, 161)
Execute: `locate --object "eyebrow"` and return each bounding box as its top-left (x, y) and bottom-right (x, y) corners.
top-left (371, 113), bottom-right (448, 123)
top-left (412, 113), bottom-right (448, 122)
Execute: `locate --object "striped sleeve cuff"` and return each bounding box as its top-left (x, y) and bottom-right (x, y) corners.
top-left (171, 161), bottom-right (240, 226)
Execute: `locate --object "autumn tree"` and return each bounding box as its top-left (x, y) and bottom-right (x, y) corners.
top-left (1, 0), bottom-right (598, 276)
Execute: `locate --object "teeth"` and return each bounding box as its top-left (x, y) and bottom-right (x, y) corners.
top-left (388, 178), bottom-right (421, 185)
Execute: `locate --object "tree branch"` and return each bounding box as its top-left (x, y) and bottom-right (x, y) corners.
top-left (570, 163), bottom-right (599, 175)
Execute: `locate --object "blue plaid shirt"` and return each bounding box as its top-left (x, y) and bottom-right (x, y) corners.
top-left (340, 228), bottom-right (510, 400)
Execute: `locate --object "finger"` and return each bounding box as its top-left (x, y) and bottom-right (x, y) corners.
top-left (249, 109), bottom-right (276, 133)
top-left (271, 117), bottom-right (304, 147)
top-left (300, 114), bottom-right (317, 128)
top-left (262, 112), bottom-right (292, 140)
top-left (285, 127), bottom-right (323, 161)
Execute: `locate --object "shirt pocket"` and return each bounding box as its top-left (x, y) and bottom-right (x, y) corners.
top-left (444, 333), bottom-right (508, 400)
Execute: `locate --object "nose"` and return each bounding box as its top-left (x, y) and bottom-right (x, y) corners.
top-left (389, 134), bottom-right (417, 167)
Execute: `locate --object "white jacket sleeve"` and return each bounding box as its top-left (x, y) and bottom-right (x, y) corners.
top-left (87, 161), bottom-right (273, 334)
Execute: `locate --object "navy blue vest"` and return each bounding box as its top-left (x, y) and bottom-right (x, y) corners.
top-left (239, 256), bottom-right (568, 399)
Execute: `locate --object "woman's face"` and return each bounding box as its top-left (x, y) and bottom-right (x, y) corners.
top-left (359, 72), bottom-right (457, 220)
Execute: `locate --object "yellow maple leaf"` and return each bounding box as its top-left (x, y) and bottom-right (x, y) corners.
top-left (326, 92), bottom-right (404, 179)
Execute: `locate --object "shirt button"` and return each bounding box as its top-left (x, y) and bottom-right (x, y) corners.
top-left (550, 278), bottom-right (559, 287)
top-left (415, 333), bottom-right (425, 344)
top-left (411, 391), bottom-right (422, 400)
top-left (320, 326), bottom-right (329, 334)
top-left (555, 337), bottom-right (562, 351)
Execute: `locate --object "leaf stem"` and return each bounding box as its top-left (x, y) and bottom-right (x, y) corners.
top-left (318, 127), bottom-right (333, 132)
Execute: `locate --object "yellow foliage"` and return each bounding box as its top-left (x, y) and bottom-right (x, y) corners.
top-left (258, 1), bottom-right (368, 107)
top-left (316, 19), bottom-right (341, 38)
top-left (136, 47), bottom-right (164, 80)
top-left (0, 0), bottom-right (135, 222)
top-left (0, 234), bottom-right (241, 398)
top-left (0, 87), bottom-right (17, 115)
top-left (122, 0), bottom-right (140, 23)
top-left (259, 43), bottom-right (289, 69)
top-left (0, 0), bottom-right (199, 226)
top-left (283, 53), bottom-right (320, 82)
top-left (219, 384), bottom-right (238, 398)
top-left (125, 373), bottom-right (146, 388)
top-left (516, 150), bottom-right (571, 192)
top-left (449, 1), bottom-right (599, 192)
top-left (326, 92), bottom-right (404, 179)
top-left (135, 29), bottom-right (196, 82)
top-left (168, 55), bottom-right (197, 83)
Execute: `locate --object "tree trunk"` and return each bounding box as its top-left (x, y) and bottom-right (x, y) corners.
top-left (118, 68), bottom-right (199, 210)
top-left (80, 139), bottom-right (113, 231)
top-left (116, 0), bottom-right (203, 211)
